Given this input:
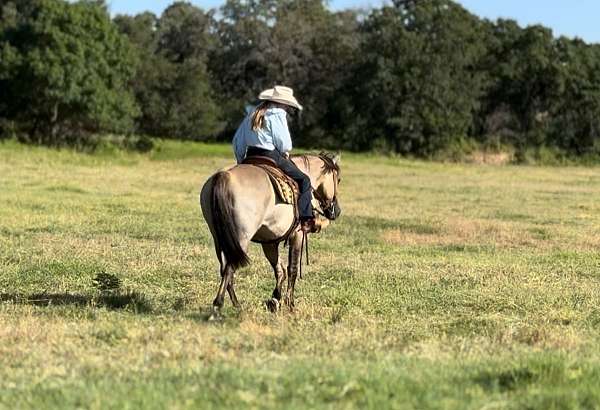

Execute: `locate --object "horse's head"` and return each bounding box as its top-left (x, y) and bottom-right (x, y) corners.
top-left (309, 152), bottom-right (342, 221)
top-left (291, 152), bottom-right (342, 221)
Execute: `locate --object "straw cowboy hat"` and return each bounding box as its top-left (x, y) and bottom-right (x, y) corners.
top-left (258, 85), bottom-right (303, 111)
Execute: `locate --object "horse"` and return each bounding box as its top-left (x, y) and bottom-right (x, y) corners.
top-left (200, 152), bottom-right (341, 317)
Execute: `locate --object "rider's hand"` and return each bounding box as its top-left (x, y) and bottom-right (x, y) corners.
top-left (283, 152), bottom-right (290, 159)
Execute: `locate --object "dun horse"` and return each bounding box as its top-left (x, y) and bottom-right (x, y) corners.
top-left (200, 153), bottom-right (341, 317)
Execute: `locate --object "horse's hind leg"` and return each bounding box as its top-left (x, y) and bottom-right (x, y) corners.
top-left (210, 245), bottom-right (241, 318)
top-left (211, 260), bottom-right (233, 319)
top-left (227, 275), bottom-right (241, 309)
top-left (262, 243), bottom-right (286, 313)
top-left (211, 239), bottom-right (247, 318)
top-left (214, 245), bottom-right (241, 309)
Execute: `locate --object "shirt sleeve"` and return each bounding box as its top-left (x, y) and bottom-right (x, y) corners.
top-left (268, 110), bottom-right (292, 153)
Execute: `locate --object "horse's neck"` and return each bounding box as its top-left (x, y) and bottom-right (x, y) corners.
top-left (291, 155), bottom-right (321, 185)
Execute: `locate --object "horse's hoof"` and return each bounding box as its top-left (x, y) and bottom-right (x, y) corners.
top-left (284, 296), bottom-right (295, 311)
top-left (208, 306), bottom-right (223, 321)
top-left (265, 298), bottom-right (280, 313)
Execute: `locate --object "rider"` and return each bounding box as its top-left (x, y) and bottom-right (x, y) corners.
top-left (232, 85), bottom-right (316, 233)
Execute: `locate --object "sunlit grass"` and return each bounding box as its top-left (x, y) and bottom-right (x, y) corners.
top-left (2, 139), bottom-right (600, 408)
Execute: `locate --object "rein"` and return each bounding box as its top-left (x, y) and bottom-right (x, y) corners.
top-left (300, 230), bottom-right (309, 279)
top-left (298, 167), bottom-right (339, 279)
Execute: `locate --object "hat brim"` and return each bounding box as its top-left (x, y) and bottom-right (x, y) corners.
top-left (258, 92), bottom-right (303, 111)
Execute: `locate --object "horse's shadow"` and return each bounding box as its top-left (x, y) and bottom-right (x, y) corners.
top-left (0, 291), bottom-right (153, 313)
top-left (187, 305), bottom-right (246, 323)
top-left (1, 292), bottom-right (237, 322)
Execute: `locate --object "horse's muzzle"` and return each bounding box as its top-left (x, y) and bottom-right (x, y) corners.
top-left (324, 198), bottom-right (341, 220)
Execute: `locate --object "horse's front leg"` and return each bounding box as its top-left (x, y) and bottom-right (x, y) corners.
top-left (262, 243), bottom-right (286, 313)
top-left (284, 232), bottom-right (303, 310)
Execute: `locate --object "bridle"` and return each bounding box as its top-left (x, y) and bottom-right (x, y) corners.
top-left (297, 157), bottom-right (340, 279)
top-left (312, 168), bottom-right (339, 220)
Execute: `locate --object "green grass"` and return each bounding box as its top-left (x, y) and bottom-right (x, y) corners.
top-left (2, 139), bottom-right (600, 409)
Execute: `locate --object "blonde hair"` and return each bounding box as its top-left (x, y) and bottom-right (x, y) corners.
top-left (251, 101), bottom-right (294, 131)
top-left (251, 102), bottom-right (271, 131)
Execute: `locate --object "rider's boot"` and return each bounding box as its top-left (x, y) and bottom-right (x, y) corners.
top-left (300, 217), bottom-right (318, 233)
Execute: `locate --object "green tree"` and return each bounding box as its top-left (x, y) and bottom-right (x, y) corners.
top-left (548, 38), bottom-right (600, 155)
top-left (480, 21), bottom-right (561, 150)
top-left (349, 0), bottom-right (487, 155)
top-left (211, 0), bottom-right (360, 146)
top-left (269, 1), bottom-right (360, 147)
top-left (115, 2), bottom-right (222, 140)
top-left (0, 0), bottom-right (139, 144)
top-left (210, 0), bottom-right (275, 129)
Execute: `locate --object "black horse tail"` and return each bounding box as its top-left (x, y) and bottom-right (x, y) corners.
top-left (211, 171), bottom-right (250, 270)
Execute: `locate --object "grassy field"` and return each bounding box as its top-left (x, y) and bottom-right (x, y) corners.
top-left (2, 139), bottom-right (600, 409)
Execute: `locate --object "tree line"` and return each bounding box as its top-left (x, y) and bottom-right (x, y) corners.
top-left (1, 0), bottom-right (600, 159)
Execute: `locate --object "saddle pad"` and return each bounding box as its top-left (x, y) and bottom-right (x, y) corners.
top-left (271, 172), bottom-right (296, 204)
top-left (242, 157), bottom-right (298, 205)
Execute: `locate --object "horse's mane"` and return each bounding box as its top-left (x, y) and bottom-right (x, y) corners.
top-left (292, 152), bottom-right (340, 177)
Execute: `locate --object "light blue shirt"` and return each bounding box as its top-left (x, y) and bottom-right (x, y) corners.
top-left (232, 107), bottom-right (292, 164)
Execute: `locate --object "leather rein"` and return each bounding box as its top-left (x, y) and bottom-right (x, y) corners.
top-left (299, 168), bottom-right (339, 279)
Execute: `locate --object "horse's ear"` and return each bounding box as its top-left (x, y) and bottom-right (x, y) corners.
top-left (332, 152), bottom-right (341, 165)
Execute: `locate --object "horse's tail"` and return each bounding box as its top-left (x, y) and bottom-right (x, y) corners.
top-left (211, 171), bottom-right (250, 270)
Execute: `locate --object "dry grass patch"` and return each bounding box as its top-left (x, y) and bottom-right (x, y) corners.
top-left (383, 216), bottom-right (600, 252)
top-left (466, 151), bottom-right (514, 165)
top-left (383, 217), bottom-right (544, 249)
